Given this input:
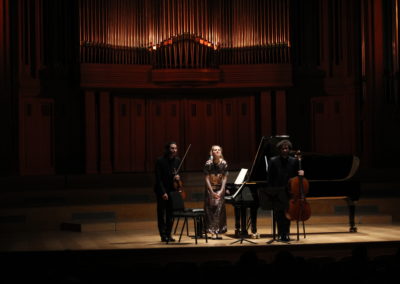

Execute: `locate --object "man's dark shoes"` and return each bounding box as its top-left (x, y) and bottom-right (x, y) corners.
top-left (167, 236), bottom-right (175, 242)
top-left (280, 234), bottom-right (290, 242)
top-left (161, 236), bottom-right (168, 242)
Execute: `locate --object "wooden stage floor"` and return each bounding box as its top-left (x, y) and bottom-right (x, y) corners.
top-left (1, 221), bottom-right (400, 283)
top-left (1, 220), bottom-right (400, 262)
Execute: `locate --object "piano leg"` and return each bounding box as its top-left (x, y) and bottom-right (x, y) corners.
top-left (347, 198), bottom-right (358, 233)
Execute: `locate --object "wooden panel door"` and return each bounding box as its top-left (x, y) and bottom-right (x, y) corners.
top-left (311, 96), bottom-right (351, 154)
top-left (20, 98), bottom-right (54, 175)
top-left (221, 97), bottom-right (238, 168)
top-left (130, 99), bottom-right (146, 171)
top-left (113, 97), bottom-right (146, 172)
top-left (147, 99), bottom-right (182, 171)
top-left (184, 98), bottom-right (219, 170)
top-left (113, 97), bottom-right (131, 172)
top-left (236, 96), bottom-right (256, 168)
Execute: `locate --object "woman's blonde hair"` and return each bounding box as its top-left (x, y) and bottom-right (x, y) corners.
top-left (209, 145), bottom-right (224, 159)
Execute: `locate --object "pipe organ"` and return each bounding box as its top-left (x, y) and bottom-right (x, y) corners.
top-left (79, 0), bottom-right (291, 67)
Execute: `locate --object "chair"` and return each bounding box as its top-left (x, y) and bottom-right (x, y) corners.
top-left (168, 191), bottom-right (208, 244)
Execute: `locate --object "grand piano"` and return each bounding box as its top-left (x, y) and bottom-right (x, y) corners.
top-left (225, 135), bottom-right (361, 233)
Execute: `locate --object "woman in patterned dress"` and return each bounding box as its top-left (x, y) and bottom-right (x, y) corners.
top-left (204, 145), bottom-right (228, 239)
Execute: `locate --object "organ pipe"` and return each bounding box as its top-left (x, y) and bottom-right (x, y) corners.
top-left (79, 0), bottom-right (291, 66)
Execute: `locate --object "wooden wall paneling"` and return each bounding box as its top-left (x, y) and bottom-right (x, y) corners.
top-left (329, 97), bottom-right (347, 153)
top-left (221, 97), bottom-right (238, 168)
top-left (203, 98), bottom-right (220, 166)
top-left (99, 92), bottom-right (112, 173)
top-left (38, 101), bottom-right (54, 174)
top-left (163, 100), bottom-right (182, 152)
top-left (311, 97), bottom-right (328, 153)
top-left (311, 96), bottom-right (355, 154)
top-left (130, 98), bottom-right (146, 172)
top-left (330, 95), bottom-right (357, 154)
top-left (184, 98), bottom-right (218, 170)
top-left (113, 97), bottom-right (131, 172)
top-left (146, 98), bottom-right (182, 171)
top-left (275, 90), bottom-right (287, 135)
top-left (236, 95), bottom-right (256, 168)
top-left (319, 0), bottom-right (329, 71)
top-left (19, 98), bottom-right (54, 175)
top-left (80, 64), bottom-right (293, 89)
top-left (371, 0), bottom-right (385, 164)
top-left (147, 99), bottom-right (167, 171)
top-left (260, 91), bottom-right (272, 137)
top-left (20, 99), bottom-right (36, 174)
top-left (184, 99), bottom-right (203, 170)
top-left (0, 0), bottom-right (17, 174)
top-left (0, 0), bottom-right (8, 89)
top-left (80, 64), bottom-right (153, 89)
top-left (84, 91), bottom-right (98, 173)
top-left (344, 94), bottom-right (357, 154)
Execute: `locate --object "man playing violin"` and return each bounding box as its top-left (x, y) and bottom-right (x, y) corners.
top-left (154, 141), bottom-right (181, 242)
top-left (267, 139), bottom-right (304, 242)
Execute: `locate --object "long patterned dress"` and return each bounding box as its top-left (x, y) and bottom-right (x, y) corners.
top-left (203, 159), bottom-right (228, 234)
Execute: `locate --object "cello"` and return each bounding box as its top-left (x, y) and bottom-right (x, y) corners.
top-left (286, 150), bottom-right (311, 239)
top-left (173, 144), bottom-right (191, 199)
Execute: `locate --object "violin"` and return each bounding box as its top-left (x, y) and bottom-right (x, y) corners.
top-left (173, 168), bottom-right (186, 199)
top-left (172, 144), bottom-right (191, 199)
top-left (285, 150), bottom-right (311, 222)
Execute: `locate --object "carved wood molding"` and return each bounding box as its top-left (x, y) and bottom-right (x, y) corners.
top-left (151, 69), bottom-right (221, 83)
top-left (80, 63), bottom-right (292, 88)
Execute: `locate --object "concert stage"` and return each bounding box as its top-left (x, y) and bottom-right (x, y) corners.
top-left (1, 169), bottom-right (400, 282)
top-left (1, 219), bottom-right (399, 260)
top-left (1, 219), bottom-right (400, 282)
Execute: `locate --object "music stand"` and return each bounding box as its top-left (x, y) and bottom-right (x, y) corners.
top-left (229, 202), bottom-right (257, 245)
top-left (258, 186), bottom-right (290, 244)
top-left (229, 170), bottom-right (257, 245)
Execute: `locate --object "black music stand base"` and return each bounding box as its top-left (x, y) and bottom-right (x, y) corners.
top-left (230, 236), bottom-right (257, 245)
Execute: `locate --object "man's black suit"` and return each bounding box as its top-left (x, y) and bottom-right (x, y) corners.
top-left (154, 155), bottom-right (181, 240)
top-left (267, 155), bottom-right (298, 239)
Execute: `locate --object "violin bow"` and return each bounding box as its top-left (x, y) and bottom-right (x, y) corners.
top-left (175, 144), bottom-right (191, 174)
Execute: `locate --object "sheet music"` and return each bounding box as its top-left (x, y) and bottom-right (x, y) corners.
top-left (234, 168), bottom-right (248, 184)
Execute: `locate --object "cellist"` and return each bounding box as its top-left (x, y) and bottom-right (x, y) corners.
top-left (267, 139), bottom-right (304, 242)
top-left (154, 141), bottom-right (181, 242)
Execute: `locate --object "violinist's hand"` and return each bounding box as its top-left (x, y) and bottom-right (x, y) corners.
top-left (174, 175), bottom-right (180, 181)
top-left (162, 193), bottom-right (168, 200)
top-left (298, 170), bottom-right (304, 176)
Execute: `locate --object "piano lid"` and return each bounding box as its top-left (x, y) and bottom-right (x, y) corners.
top-left (247, 136), bottom-right (360, 183)
top-left (301, 154), bottom-right (359, 181)
top-left (247, 136), bottom-right (290, 183)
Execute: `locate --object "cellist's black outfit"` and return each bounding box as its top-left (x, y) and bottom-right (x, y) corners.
top-left (154, 155), bottom-right (181, 242)
top-left (267, 155), bottom-right (298, 241)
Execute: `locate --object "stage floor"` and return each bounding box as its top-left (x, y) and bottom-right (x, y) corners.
top-left (1, 220), bottom-right (400, 284)
top-left (1, 220), bottom-right (400, 260)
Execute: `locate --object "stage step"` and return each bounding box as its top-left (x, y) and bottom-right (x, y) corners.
top-left (308, 214), bottom-right (392, 224)
top-left (60, 221), bottom-right (116, 232)
top-left (0, 200), bottom-right (394, 233)
top-left (59, 213), bottom-right (393, 233)
top-left (251, 213), bottom-right (392, 225)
